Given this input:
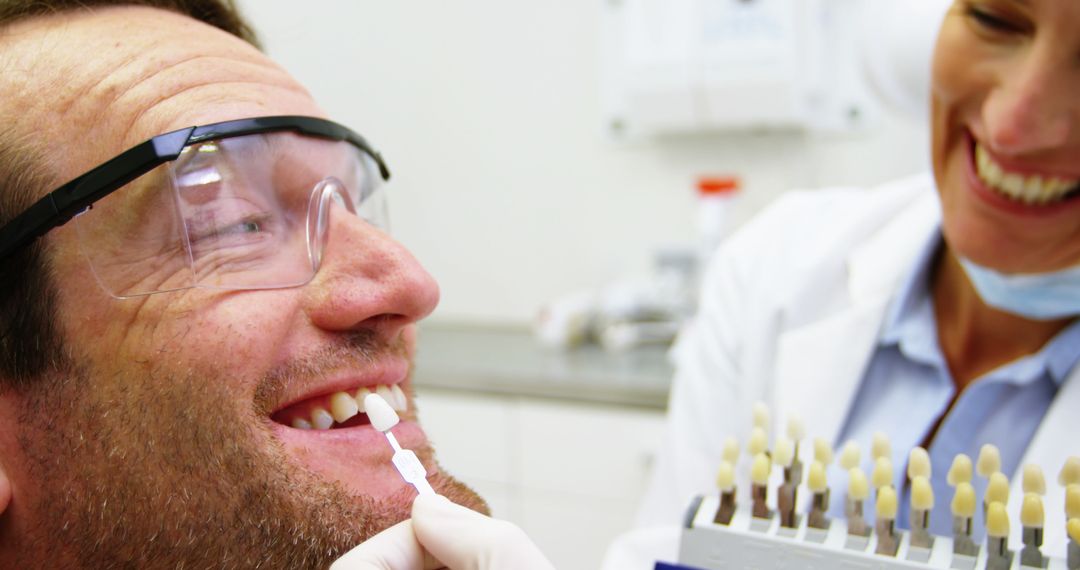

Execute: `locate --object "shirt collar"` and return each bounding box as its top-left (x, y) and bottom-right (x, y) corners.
top-left (879, 225), bottom-right (1080, 387)
top-left (879, 227), bottom-right (942, 353)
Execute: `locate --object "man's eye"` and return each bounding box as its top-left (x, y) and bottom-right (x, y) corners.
top-left (220, 219), bottom-right (263, 236)
top-left (187, 213), bottom-right (272, 247)
top-left (964, 5), bottom-right (1028, 35)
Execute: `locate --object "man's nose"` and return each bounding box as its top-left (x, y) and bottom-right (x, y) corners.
top-left (301, 207), bottom-right (439, 341)
top-left (981, 48), bottom-right (1075, 155)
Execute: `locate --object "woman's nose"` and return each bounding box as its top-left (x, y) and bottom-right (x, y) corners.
top-left (981, 49), bottom-right (1075, 156)
top-left (301, 205), bottom-right (439, 342)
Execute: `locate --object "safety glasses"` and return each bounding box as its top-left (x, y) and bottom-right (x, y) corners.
top-left (0, 116), bottom-right (391, 298)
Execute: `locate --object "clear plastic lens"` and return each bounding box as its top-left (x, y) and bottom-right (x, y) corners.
top-left (75, 132), bottom-right (386, 298)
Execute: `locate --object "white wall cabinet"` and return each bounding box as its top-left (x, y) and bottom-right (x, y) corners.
top-left (417, 389), bottom-right (666, 570)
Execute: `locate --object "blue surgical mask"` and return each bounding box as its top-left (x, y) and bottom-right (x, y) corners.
top-left (958, 257), bottom-right (1080, 321)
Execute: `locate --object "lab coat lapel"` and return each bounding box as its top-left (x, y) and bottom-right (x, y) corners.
top-left (1008, 364), bottom-right (1080, 553)
top-left (775, 188), bottom-right (941, 449)
top-left (774, 298), bottom-right (889, 448)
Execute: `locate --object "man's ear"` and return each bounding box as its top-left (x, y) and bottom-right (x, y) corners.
top-left (0, 461), bottom-right (9, 517)
top-left (0, 395), bottom-right (18, 518)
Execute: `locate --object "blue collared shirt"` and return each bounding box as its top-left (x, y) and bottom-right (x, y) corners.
top-left (831, 228), bottom-right (1080, 538)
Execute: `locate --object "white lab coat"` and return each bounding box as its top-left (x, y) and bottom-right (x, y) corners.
top-left (605, 173), bottom-right (1080, 569)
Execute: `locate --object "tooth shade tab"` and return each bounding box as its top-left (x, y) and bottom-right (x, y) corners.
top-left (839, 440), bottom-right (861, 470)
top-left (1021, 493), bottom-right (1045, 528)
top-left (752, 401), bottom-right (770, 431)
top-left (876, 485), bottom-right (898, 518)
top-left (908, 447), bottom-right (931, 480)
top-left (1066, 485), bottom-right (1080, 518)
top-left (716, 461), bottom-right (736, 492)
top-left (848, 467), bottom-right (870, 501)
top-left (786, 413), bottom-right (806, 441)
top-left (808, 461), bottom-right (828, 492)
top-left (773, 435), bottom-right (795, 468)
top-left (911, 476), bottom-right (934, 510)
top-left (872, 457), bottom-right (894, 489)
top-left (364, 393), bottom-right (400, 433)
top-left (986, 472), bottom-right (1010, 505)
top-left (975, 143), bottom-right (1080, 205)
top-left (722, 436), bottom-right (740, 464)
top-left (1061, 457), bottom-right (1080, 486)
top-left (986, 502), bottom-right (1010, 538)
top-left (748, 427), bottom-right (769, 457)
top-left (952, 482), bottom-right (977, 517)
top-left (814, 437), bottom-right (833, 465)
top-left (1069, 518), bottom-right (1080, 543)
top-left (751, 453), bottom-right (772, 485)
top-left (1023, 464), bottom-right (1047, 495)
top-left (871, 432), bottom-right (891, 461)
top-left (948, 454), bottom-right (974, 486)
top-left (977, 444), bottom-right (1001, 477)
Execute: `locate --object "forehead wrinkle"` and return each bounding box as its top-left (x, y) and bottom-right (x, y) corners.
top-left (0, 6), bottom-right (316, 178)
top-left (87, 50), bottom-right (306, 148)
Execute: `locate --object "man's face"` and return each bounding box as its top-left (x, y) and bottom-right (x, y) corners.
top-left (0, 6), bottom-right (481, 568)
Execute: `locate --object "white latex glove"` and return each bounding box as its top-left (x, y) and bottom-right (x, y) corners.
top-left (330, 494), bottom-right (556, 570)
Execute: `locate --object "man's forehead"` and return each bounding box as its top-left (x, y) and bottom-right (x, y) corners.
top-left (0, 5), bottom-right (321, 186)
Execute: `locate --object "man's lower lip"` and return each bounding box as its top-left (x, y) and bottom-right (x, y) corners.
top-left (270, 419), bottom-right (427, 447)
top-left (963, 135), bottom-right (1080, 218)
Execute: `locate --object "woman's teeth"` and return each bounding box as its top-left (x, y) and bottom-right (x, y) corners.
top-left (975, 144), bottom-right (1080, 205)
top-left (289, 384), bottom-right (408, 431)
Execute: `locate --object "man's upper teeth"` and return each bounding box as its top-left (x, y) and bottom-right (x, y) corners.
top-left (290, 384), bottom-right (407, 431)
top-left (976, 144), bottom-right (1079, 205)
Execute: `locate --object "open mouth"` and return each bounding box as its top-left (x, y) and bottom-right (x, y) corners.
top-left (270, 384), bottom-right (408, 431)
top-left (972, 139), bottom-right (1080, 206)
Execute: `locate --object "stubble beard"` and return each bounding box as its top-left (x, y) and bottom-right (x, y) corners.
top-left (13, 331), bottom-right (485, 569)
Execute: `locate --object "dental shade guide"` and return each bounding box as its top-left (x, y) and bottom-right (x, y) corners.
top-left (750, 452), bottom-right (773, 530)
top-left (673, 434), bottom-right (1076, 570)
top-left (876, 485), bottom-right (902, 557)
top-left (1067, 519), bottom-right (1080, 570)
top-left (909, 476), bottom-right (936, 560)
top-left (364, 393), bottom-right (436, 497)
top-left (985, 502), bottom-right (1013, 570)
top-left (1068, 487), bottom-right (1080, 570)
top-left (1021, 493), bottom-right (1046, 568)
top-left (713, 461), bottom-right (737, 526)
top-left (806, 460), bottom-right (831, 541)
top-left (773, 435), bottom-right (799, 533)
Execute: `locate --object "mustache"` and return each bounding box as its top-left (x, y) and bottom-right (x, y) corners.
top-left (253, 330), bottom-right (410, 415)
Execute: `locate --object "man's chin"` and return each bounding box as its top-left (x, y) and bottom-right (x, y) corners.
top-left (271, 419), bottom-right (444, 501)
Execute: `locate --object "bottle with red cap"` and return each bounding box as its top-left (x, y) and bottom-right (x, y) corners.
top-left (697, 175), bottom-right (741, 261)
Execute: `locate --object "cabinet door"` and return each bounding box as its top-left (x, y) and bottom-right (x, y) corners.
top-left (414, 390), bottom-right (519, 519)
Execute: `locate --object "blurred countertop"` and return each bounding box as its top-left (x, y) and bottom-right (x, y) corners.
top-left (412, 322), bottom-right (674, 410)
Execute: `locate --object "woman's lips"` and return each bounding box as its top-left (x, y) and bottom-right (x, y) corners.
top-left (964, 133), bottom-right (1080, 216)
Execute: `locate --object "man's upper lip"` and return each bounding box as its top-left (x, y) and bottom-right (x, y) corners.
top-left (968, 130), bottom-right (1080, 179)
top-left (269, 359), bottom-right (409, 414)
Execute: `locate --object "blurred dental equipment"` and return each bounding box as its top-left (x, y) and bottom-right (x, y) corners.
top-left (365, 393), bottom-right (435, 496)
top-left (536, 176), bottom-right (738, 352)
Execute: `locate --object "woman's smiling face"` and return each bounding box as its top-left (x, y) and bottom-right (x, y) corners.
top-left (932, 0), bottom-right (1080, 273)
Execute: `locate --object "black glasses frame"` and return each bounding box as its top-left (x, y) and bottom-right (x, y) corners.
top-left (0, 115), bottom-right (390, 261)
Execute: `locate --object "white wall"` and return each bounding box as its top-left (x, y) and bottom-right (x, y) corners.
top-left (238, 0), bottom-right (931, 325)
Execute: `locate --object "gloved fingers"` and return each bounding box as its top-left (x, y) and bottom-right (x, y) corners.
top-left (411, 494), bottom-right (556, 570)
top-left (329, 518), bottom-right (445, 570)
